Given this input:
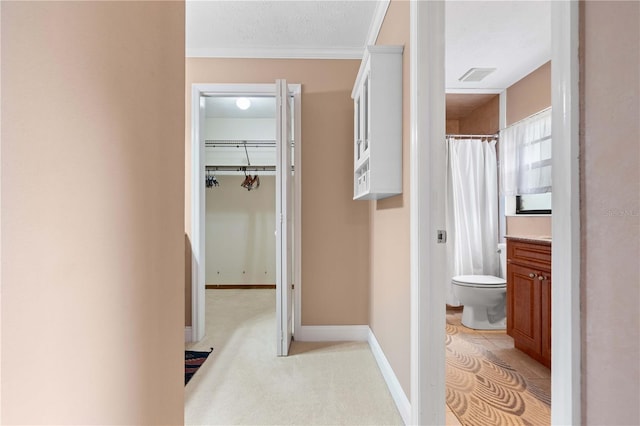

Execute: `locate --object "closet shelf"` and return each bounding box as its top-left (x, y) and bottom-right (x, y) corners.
top-left (205, 140), bottom-right (294, 148)
top-left (205, 165), bottom-right (294, 172)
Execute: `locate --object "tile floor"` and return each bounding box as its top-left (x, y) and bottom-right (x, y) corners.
top-left (446, 306), bottom-right (551, 425)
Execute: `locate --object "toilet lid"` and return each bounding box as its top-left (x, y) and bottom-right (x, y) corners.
top-left (452, 275), bottom-right (506, 286)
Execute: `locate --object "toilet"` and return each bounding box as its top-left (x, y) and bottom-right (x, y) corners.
top-left (452, 243), bottom-right (507, 330)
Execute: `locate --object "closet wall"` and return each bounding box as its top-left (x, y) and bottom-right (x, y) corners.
top-left (206, 118), bottom-right (275, 141)
top-left (205, 175), bottom-right (276, 285)
top-left (205, 116), bottom-right (276, 285)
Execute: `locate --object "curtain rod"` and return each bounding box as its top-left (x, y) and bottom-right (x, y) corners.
top-left (446, 134), bottom-right (498, 139)
top-left (500, 106), bottom-right (551, 130)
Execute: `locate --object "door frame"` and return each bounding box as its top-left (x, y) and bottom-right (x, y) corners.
top-left (410, 1), bottom-right (581, 425)
top-left (189, 83), bottom-right (302, 344)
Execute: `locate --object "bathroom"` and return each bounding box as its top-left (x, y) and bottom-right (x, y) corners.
top-left (444, 61), bottom-right (553, 424)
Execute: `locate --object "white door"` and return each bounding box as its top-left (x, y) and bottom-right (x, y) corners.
top-left (275, 79), bottom-right (293, 356)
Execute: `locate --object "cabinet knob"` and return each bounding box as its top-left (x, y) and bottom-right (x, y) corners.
top-left (529, 273), bottom-right (536, 278)
top-left (538, 275), bottom-right (546, 281)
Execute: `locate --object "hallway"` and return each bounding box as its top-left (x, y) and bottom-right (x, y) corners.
top-left (185, 290), bottom-right (403, 425)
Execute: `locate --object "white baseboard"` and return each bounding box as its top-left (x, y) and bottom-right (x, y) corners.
top-left (184, 326), bottom-right (192, 343)
top-left (295, 325), bottom-right (369, 342)
top-left (368, 328), bottom-right (411, 425)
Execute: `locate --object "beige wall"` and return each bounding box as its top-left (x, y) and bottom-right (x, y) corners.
top-left (505, 61), bottom-right (552, 237)
top-left (1, 2), bottom-right (185, 424)
top-left (459, 95), bottom-right (499, 135)
top-left (369, 0), bottom-right (412, 397)
top-left (446, 120), bottom-right (460, 134)
top-left (506, 61), bottom-right (551, 126)
top-left (581, 2), bottom-right (640, 424)
top-left (186, 58), bottom-right (370, 326)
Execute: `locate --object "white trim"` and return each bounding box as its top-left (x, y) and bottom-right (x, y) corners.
top-left (368, 329), bottom-right (411, 425)
top-left (190, 87), bottom-right (206, 343)
top-left (294, 325), bottom-right (369, 342)
top-left (550, 1), bottom-right (581, 424)
top-left (445, 88), bottom-right (503, 94)
top-left (184, 326), bottom-right (193, 343)
top-left (412, 2), bottom-right (582, 425)
top-left (293, 87), bottom-right (303, 342)
top-left (410, 2), bottom-right (446, 425)
top-left (190, 83), bottom-right (303, 348)
top-left (365, 0), bottom-right (391, 46)
top-left (498, 91), bottom-right (507, 242)
top-left (352, 45), bottom-right (404, 99)
top-left (499, 91), bottom-right (507, 130)
top-left (186, 46), bottom-right (363, 60)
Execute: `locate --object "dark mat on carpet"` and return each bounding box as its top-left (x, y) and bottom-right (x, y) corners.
top-left (185, 348), bottom-right (213, 385)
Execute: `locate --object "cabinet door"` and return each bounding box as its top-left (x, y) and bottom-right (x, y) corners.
top-left (362, 74), bottom-right (370, 152)
top-left (354, 95), bottom-right (361, 162)
top-left (507, 263), bottom-right (542, 359)
top-left (541, 273), bottom-right (552, 368)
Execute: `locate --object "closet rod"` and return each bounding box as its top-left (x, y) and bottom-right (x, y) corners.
top-left (446, 134), bottom-right (498, 139)
top-left (205, 165), bottom-right (294, 172)
top-left (204, 140), bottom-right (294, 148)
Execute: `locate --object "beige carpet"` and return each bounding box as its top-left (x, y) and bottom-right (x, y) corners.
top-left (445, 321), bottom-right (551, 425)
top-left (185, 289), bottom-right (403, 425)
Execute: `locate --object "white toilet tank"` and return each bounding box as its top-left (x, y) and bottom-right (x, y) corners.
top-left (497, 243), bottom-right (507, 278)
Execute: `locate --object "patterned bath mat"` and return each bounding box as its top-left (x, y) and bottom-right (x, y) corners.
top-left (185, 348), bottom-right (213, 385)
top-left (446, 322), bottom-right (550, 425)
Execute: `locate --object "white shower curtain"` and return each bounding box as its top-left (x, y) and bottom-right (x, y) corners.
top-left (445, 137), bottom-right (499, 306)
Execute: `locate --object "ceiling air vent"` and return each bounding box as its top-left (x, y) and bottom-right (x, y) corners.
top-left (458, 67), bottom-right (496, 82)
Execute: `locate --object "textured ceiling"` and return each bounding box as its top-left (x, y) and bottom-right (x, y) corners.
top-left (445, 1), bottom-right (551, 91)
top-left (186, 1), bottom-right (379, 58)
top-left (188, 0), bottom-right (551, 111)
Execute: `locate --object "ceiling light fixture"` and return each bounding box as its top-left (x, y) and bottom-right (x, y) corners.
top-left (458, 67), bottom-right (497, 82)
top-left (236, 97), bottom-right (251, 110)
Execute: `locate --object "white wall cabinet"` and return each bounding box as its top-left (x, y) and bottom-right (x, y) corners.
top-left (352, 45), bottom-right (403, 200)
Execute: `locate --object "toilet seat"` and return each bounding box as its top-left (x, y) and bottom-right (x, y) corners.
top-left (452, 274), bottom-right (506, 288)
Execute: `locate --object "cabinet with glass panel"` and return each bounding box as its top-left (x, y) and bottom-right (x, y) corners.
top-left (352, 45), bottom-right (403, 200)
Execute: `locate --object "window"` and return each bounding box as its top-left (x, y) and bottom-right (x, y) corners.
top-left (500, 108), bottom-right (552, 214)
top-left (516, 193), bottom-right (552, 214)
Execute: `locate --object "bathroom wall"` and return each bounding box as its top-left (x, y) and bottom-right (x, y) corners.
top-left (445, 93), bottom-right (498, 134)
top-left (506, 61), bottom-right (551, 125)
top-left (505, 61), bottom-right (552, 237)
top-left (459, 95), bottom-right (499, 134)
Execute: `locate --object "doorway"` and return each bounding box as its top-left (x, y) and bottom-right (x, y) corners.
top-left (410, 1), bottom-right (580, 425)
top-left (189, 82), bottom-right (302, 357)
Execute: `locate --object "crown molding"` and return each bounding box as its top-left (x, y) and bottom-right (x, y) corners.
top-left (445, 88), bottom-right (504, 94)
top-left (186, 46), bottom-right (364, 60)
top-left (366, 0), bottom-right (391, 46)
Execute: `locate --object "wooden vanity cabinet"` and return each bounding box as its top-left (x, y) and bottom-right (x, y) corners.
top-left (506, 238), bottom-right (552, 368)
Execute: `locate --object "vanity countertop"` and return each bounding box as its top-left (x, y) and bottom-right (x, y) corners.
top-left (505, 235), bottom-right (552, 245)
